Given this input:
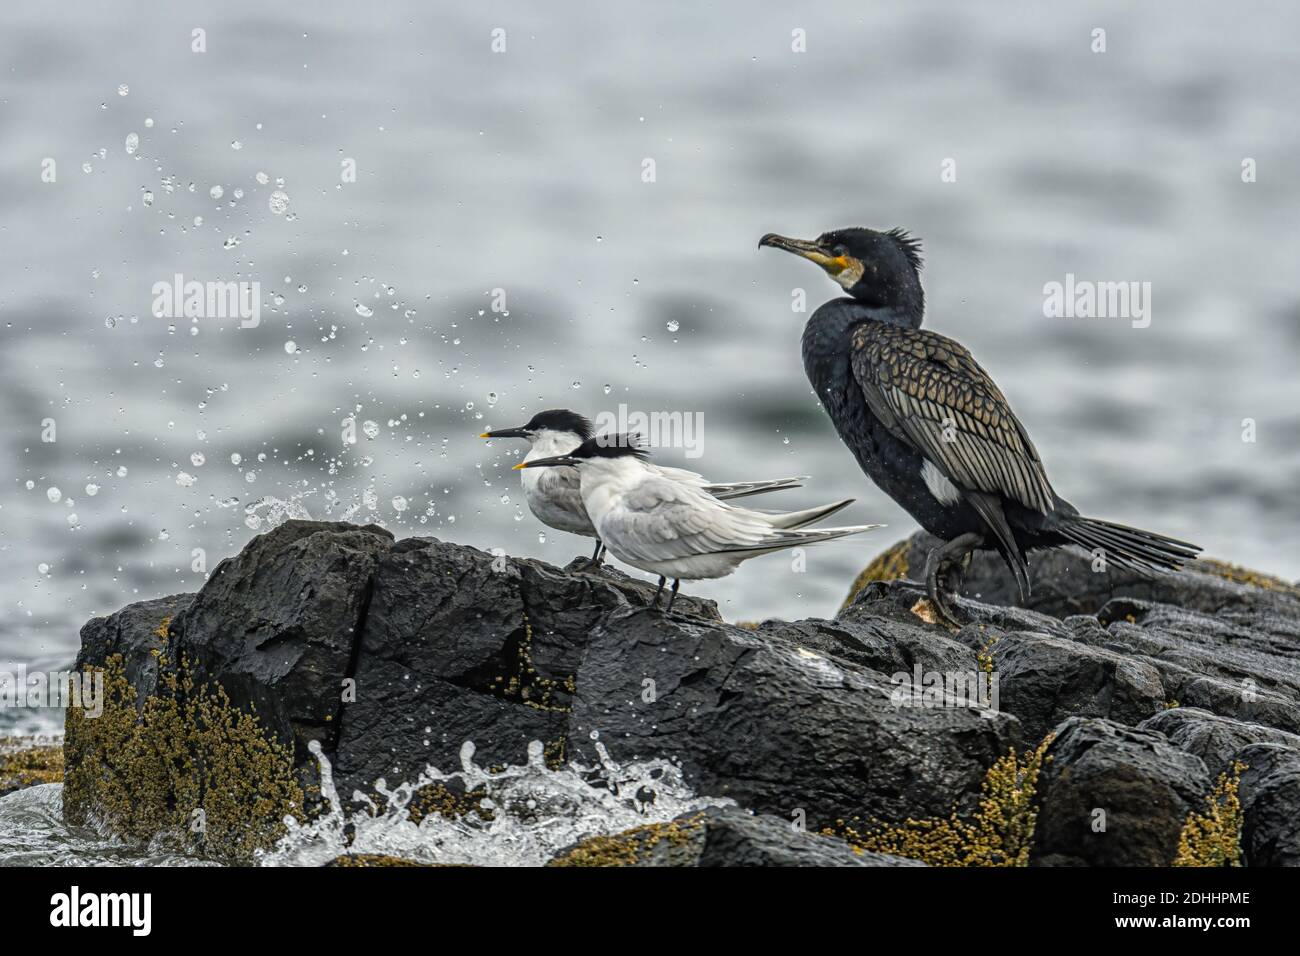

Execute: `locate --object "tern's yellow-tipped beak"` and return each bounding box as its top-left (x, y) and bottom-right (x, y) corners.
top-left (479, 431), bottom-right (491, 438)
top-left (512, 462), bottom-right (526, 470)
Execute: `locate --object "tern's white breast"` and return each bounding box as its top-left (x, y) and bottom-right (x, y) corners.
top-left (519, 431), bottom-right (595, 537)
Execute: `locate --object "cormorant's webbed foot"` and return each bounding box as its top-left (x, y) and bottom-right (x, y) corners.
top-left (923, 532), bottom-right (983, 628)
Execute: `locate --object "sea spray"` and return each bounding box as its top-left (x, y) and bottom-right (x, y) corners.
top-left (257, 738), bottom-right (732, 867)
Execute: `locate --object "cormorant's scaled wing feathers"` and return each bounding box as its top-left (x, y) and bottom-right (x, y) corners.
top-left (850, 325), bottom-right (1057, 515)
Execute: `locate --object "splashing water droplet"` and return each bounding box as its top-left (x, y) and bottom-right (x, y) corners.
top-left (284, 340), bottom-right (298, 354)
top-left (47, 487), bottom-right (62, 503)
top-left (268, 190), bottom-right (290, 215)
top-left (124, 132), bottom-right (139, 154)
top-left (85, 483), bottom-right (99, 496)
top-left (117, 84), bottom-right (129, 96)
top-left (190, 452), bottom-right (206, 467)
top-left (354, 302), bottom-right (373, 317)
top-left (209, 185), bottom-right (224, 199)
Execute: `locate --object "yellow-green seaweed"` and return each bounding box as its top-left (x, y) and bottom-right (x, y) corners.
top-left (1173, 761), bottom-right (1245, 867)
top-left (825, 734), bottom-right (1054, 867)
top-left (63, 653), bottom-right (304, 862)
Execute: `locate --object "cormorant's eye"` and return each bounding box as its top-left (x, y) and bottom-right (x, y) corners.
top-left (831, 244), bottom-right (847, 258)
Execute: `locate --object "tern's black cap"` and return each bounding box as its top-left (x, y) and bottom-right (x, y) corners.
top-left (524, 409), bottom-right (594, 438)
top-left (572, 432), bottom-right (649, 460)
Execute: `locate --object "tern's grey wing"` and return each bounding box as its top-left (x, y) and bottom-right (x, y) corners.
top-left (541, 466), bottom-right (585, 513)
top-left (648, 463), bottom-right (709, 487)
top-left (602, 477), bottom-right (778, 563)
top-left (526, 464), bottom-right (594, 535)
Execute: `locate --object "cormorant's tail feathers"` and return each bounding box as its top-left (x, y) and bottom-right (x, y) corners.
top-left (1057, 516), bottom-right (1200, 573)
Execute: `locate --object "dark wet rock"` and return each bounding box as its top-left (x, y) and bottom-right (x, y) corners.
top-left (76, 593), bottom-right (194, 707)
top-left (991, 633), bottom-right (1166, 741)
top-left (767, 615), bottom-right (977, 681)
top-left (846, 535), bottom-right (1300, 742)
top-left (68, 524), bottom-right (1300, 866)
top-left (852, 531), bottom-right (1300, 619)
top-left (568, 606), bottom-right (1022, 830)
top-left (1236, 744), bottom-right (1300, 867)
top-left (331, 539), bottom-right (718, 797)
top-left (1030, 717), bottom-right (1211, 866)
top-left (1095, 602), bottom-right (1300, 736)
top-left (1138, 707), bottom-right (1300, 777)
top-left (169, 521), bottom-right (394, 763)
top-left (548, 806), bottom-right (922, 867)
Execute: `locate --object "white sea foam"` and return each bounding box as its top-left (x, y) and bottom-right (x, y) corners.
top-left (257, 739), bottom-right (731, 867)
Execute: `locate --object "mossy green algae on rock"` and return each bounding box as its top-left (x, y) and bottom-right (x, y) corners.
top-left (64, 654), bottom-right (303, 862)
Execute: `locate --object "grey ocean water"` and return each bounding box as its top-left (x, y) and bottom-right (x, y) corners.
top-left (2, 1), bottom-right (1298, 734)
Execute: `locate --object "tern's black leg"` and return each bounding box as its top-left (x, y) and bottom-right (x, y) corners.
top-left (588, 538), bottom-right (604, 567)
top-left (651, 575), bottom-right (666, 608)
top-left (664, 579), bottom-right (681, 614)
top-left (923, 532), bottom-right (983, 627)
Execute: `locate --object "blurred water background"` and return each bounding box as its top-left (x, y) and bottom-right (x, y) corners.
top-left (2, 0), bottom-right (1298, 734)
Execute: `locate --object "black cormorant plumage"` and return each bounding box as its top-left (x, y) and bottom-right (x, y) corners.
top-left (760, 226), bottom-right (1200, 625)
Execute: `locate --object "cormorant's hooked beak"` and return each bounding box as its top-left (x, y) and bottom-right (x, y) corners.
top-left (759, 233), bottom-right (853, 278)
top-left (513, 454), bottom-right (580, 471)
top-left (480, 425), bottom-right (529, 440)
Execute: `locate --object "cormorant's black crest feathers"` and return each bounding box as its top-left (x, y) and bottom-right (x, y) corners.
top-left (577, 432), bottom-right (650, 460)
top-left (885, 227), bottom-right (924, 272)
top-left (524, 408), bottom-right (594, 439)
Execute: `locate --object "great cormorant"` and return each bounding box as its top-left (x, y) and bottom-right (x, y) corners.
top-left (760, 226), bottom-right (1200, 625)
